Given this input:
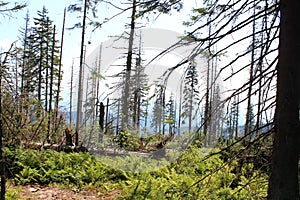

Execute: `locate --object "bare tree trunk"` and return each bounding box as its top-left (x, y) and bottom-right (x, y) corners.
top-left (235, 95), bottom-right (239, 138)
top-left (203, 58), bottom-right (210, 147)
top-left (84, 74), bottom-right (89, 127)
top-left (244, 0), bottom-right (256, 139)
top-left (162, 88), bottom-right (166, 136)
top-left (69, 59), bottom-right (74, 126)
top-left (91, 71), bottom-right (96, 125)
top-left (14, 55), bottom-right (19, 99)
top-left (188, 74), bottom-right (194, 134)
top-left (0, 54), bottom-right (5, 200)
top-left (21, 11), bottom-right (30, 96)
top-left (99, 102), bottom-right (105, 142)
top-left (137, 95), bottom-right (141, 132)
top-left (143, 100), bottom-right (149, 134)
top-left (45, 64), bottom-right (49, 112)
top-left (116, 100), bottom-right (120, 135)
top-left (38, 42), bottom-right (43, 103)
top-left (47, 25), bottom-right (56, 142)
top-left (208, 52), bottom-right (217, 145)
top-left (133, 89), bottom-right (138, 129)
top-left (255, 61), bottom-right (262, 136)
top-left (105, 98), bottom-right (109, 134)
top-left (55, 8), bottom-right (66, 124)
top-left (268, 0), bottom-right (300, 198)
top-left (178, 81), bottom-right (182, 135)
top-left (75, 0), bottom-right (88, 146)
top-left (173, 99), bottom-right (177, 136)
top-left (133, 57), bottom-right (138, 129)
top-left (121, 0), bottom-right (136, 130)
top-left (255, 9), bottom-right (266, 136)
top-left (228, 105), bottom-right (233, 141)
top-left (45, 17), bottom-right (50, 114)
top-left (204, 0), bottom-right (214, 147)
top-left (95, 44), bottom-right (102, 125)
top-left (136, 35), bottom-right (142, 133)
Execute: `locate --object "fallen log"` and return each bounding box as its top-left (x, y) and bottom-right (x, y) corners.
top-left (21, 141), bottom-right (88, 153)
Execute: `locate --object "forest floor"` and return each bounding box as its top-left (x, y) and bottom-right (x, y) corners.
top-left (8, 184), bottom-right (119, 200)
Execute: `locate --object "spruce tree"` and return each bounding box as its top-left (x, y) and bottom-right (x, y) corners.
top-left (181, 59), bottom-right (199, 134)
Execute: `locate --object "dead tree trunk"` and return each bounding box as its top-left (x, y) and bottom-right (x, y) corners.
top-left (121, 0), bottom-right (136, 130)
top-left (75, 0), bottom-right (88, 146)
top-left (267, 0), bottom-right (300, 198)
top-left (55, 8), bottom-right (66, 125)
top-left (0, 50), bottom-right (5, 200)
top-left (99, 102), bottom-right (105, 142)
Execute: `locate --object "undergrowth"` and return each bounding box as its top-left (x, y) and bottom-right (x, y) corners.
top-left (5, 146), bottom-right (268, 199)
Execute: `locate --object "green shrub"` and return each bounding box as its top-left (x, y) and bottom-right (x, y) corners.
top-left (5, 146), bottom-right (268, 199)
top-left (6, 148), bottom-right (117, 188)
top-left (113, 131), bottom-right (140, 151)
top-left (5, 186), bottom-right (21, 200)
top-left (119, 146), bottom-right (268, 200)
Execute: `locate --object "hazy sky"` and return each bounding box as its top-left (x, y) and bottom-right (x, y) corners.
top-left (0, 0), bottom-right (271, 123)
top-left (0, 0), bottom-right (199, 110)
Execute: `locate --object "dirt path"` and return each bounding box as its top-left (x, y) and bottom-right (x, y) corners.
top-left (8, 184), bottom-right (119, 200)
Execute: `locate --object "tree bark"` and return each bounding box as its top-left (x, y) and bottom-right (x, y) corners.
top-left (99, 102), bottom-right (105, 142)
top-left (69, 59), bottom-right (74, 126)
top-left (55, 8), bottom-right (66, 124)
top-left (121, 0), bottom-right (136, 130)
top-left (105, 98), bottom-right (109, 134)
top-left (0, 51), bottom-right (5, 200)
top-left (244, 0), bottom-right (256, 139)
top-left (75, 0), bottom-right (88, 146)
top-left (267, 0), bottom-right (300, 199)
